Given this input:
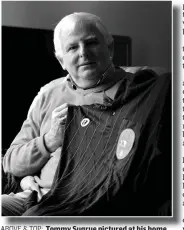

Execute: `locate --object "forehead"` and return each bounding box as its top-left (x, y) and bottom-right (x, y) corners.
top-left (61, 18), bottom-right (104, 43)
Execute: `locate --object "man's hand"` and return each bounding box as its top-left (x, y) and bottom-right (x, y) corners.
top-left (34, 175), bottom-right (51, 189)
top-left (44, 103), bottom-right (68, 153)
top-left (20, 176), bottom-right (42, 200)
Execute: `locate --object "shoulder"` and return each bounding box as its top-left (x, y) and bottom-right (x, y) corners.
top-left (114, 66), bottom-right (171, 103)
top-left (39, 77), bottom-right (67, 95)
top-left (27, 76), bottom-right (68, 117)
top-left (116, 66), bottom-right (171, 92)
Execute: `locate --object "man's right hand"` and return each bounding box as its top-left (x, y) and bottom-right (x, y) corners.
top-left (44, 103), bottom-right (68, 153)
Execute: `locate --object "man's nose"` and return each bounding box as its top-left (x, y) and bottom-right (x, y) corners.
top-left (79, 44), bottom-right (88, 57)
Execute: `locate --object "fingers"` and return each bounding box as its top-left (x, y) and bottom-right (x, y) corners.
top-left (52, 104), bottom-right (68, 121)
top-left (54, 103), bottom-right (68, 112)
top-left (37, 191), bottom-right (42, 202)
top-left (34, 176), bottom-right (41, 184)
top-left (30, 180), bottom-right (42, 198)
top-left (45, 103), bottom-right (69, 152)
top-left (59, 115), bottom-right (67, 124)
top-left (34, 176), bottom-right (51, 188)
top-left (53, 112), bottom-right (67, 126)
top-left (35, 187), bottom-right (42, 201)
top-left (55, 107), bottom-right (68, 117)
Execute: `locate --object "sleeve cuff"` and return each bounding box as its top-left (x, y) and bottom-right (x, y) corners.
top-left (36, 134), bottom-right (51, 157)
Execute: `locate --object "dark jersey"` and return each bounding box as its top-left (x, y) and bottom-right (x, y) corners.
top-left (23, 69), bottom-right (171, 216)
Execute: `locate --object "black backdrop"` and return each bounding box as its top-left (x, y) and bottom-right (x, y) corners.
top-left (2, 26), bottom-right (131, 149)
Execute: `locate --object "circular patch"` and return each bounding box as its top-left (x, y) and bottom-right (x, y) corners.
top-left (116, 128), bottom-right (135, 160)
top-left (81, 118), bottom-right (90, 127)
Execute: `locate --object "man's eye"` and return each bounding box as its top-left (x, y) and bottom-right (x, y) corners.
top-left (86, 40), bottom-right (99, 46)
top-left (68, 46), bottom-right (77, 51)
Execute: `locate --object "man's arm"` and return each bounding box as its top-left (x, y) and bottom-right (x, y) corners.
top-left (3, 84), bottom-right (68, 178)
top-left (3, 93), bottom-right (51, 177)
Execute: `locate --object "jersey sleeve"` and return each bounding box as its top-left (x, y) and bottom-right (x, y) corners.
top-left (3, 89), bottom-right (51, 178)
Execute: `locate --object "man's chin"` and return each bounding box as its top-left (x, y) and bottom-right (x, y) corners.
top-left (76, 72), bottom-right (101, 88)
top-left (79, 69), bottom-right (100, 80)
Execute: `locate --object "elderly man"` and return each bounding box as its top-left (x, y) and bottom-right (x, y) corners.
top-left (2, 12), bottom-right (171, 216)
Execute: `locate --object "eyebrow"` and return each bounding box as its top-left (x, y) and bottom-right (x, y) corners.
top-left (64, 35), bottom-right (99, 51)
top-left (84, 35), bottom-right (98, 41)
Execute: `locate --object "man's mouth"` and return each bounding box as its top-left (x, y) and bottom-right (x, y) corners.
top-left (79, 62), bottom-right (96, 67)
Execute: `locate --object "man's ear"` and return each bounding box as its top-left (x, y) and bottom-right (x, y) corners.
top-left (55, 53), bottom-right (66, 70)
top-left (108, 42), bottom-right (114, 60)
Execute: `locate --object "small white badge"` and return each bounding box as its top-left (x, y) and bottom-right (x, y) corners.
top-left (116, 128), bottom-right (135, 160)
top-left (81, 118), bottom-right (90, 127)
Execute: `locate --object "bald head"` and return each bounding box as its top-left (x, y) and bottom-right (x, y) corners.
top-left (54, 12), bottom-right (113, 57)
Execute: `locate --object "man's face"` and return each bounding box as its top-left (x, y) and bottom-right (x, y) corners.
top-left (59, 19), bottom-right (112, 88)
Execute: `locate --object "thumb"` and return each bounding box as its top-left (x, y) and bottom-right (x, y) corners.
top-left (34, 176), bottom-right (51, 188)
top-left (34, 176), bottom-right (41, 184)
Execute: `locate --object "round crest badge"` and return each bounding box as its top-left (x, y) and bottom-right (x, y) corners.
top-left (81, 118), bottom-right (90, 127)
top-left (116, 128), bottom-right (135, 160)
